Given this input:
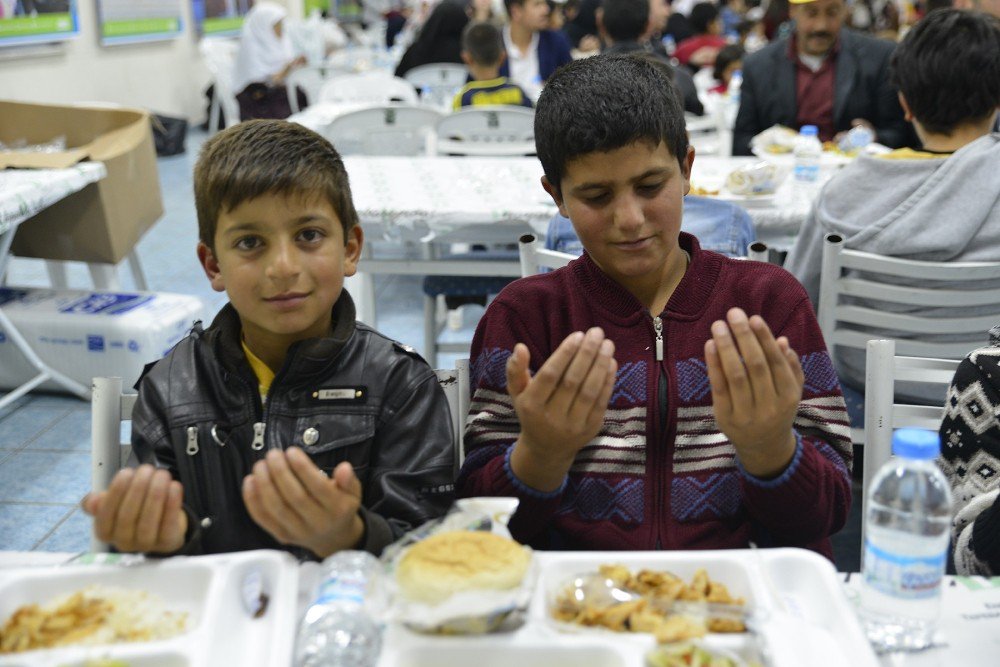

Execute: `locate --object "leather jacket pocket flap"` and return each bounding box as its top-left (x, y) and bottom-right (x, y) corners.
top-left (296, 413), bottom-right (375, 454)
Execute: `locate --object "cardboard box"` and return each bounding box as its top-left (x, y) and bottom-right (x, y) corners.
top-left (0, 287), bottom-right (204, 393)
top-left (0, 100), bottom-right (164, 264)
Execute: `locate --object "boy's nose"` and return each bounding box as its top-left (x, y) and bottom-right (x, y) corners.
top-left (614, 196), bottom-right (644, 231)
top-left (266, 242), bottom-right (300, 279)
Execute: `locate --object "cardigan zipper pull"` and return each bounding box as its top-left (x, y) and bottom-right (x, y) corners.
top-left (653, 316), bottom-right (664, 362)
top-left (185, 426), bottom-right (199, 456)
top-left (251, 422), bottom-right (266, 451)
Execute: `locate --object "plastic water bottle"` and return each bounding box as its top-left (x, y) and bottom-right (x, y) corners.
top-left (859, 428), bottom-right (953, 652)
top-left (294, 551), bottom-right (388, 667)
top-left (792, 125), bottom-right (822, 185)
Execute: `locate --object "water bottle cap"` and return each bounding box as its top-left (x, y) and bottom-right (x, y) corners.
top-left (799, 125), bottom-right (818, 136)
top-left (891, 428), bottom-right (940, 460)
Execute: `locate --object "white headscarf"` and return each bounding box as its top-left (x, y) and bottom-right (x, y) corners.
top-left (234, 2), bottom-right (293, 92)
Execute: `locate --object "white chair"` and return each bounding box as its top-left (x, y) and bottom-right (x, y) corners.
top-left (323, 105), bottom-right (443, 156)
top-left (403, 62), bottom-right (468, 107)
top-left (861, 339), bottom-right (959, 547)
top-left (818, 233), bottom-right (1000, 442)
top-left (746, 241), bottom-right (770, 264)
top-left (432, 106), bottom-right (535, 156)
top-left (518, 233), bottom-right (577, 277)
top-left (286, 64), bottom-right (333, 114)
top-left (89, 362), bottom-right (470, 551)
top-left (90, 376), bottom-right (137, 552)
top-left (199, 38), bottom-right (242, 131)
top-left (317, 71), bottom-right (419, 105)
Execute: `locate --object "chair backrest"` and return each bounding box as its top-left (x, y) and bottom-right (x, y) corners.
top-left (862, 338), bottom-right (958, 546)
top-left (746, 241), bottom-right (770, 263)
top-left (199, 38), bottom-right (241, 130)
top-left (403, 62), bottom-right (468, 106)
top-left (433, 106), bottom-right (535, 156)
top-left (818, 233), bottom-right (1000, 359)
top-left (324, 105), bottom-right (443, 156)
top-left (519, 233), bottom-right (577, 277)
top-left (435, 358), bottom-right (471, 476)
top-left (91, 376), bottom-right (137, 552)
top-left (286, 64), bottom-right (332, 114)
top-left (318, 71), bottom-right (419, 105)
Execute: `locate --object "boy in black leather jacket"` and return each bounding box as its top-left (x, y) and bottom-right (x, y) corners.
top-left (82, 120), bottom-right (455, 559)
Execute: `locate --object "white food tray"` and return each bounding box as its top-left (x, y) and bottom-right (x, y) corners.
top-left (0, 549), bottom-right (299, 667)
top-left (377, 548), bottom-right (879, 667)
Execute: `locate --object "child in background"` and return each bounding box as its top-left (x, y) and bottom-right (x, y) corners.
top-left (710, 43), bottom-right (744, 93)
top-left (83, 120), bottom-right (455, 559)
top-left (457, 54), bottom-right (852, 562)
top-left (454, 21), bottom-right (534, 109)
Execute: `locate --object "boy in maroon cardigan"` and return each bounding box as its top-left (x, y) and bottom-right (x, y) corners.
top-left (456, 54), bottom-right (853, 561)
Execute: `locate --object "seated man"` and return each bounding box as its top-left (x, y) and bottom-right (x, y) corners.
top-left (501, 0), bottom-right (574, 99)
top-left (457, 53), bottom-right (852, 561)
top-left (546, 195), bottom-right (756, 258)
top-left (731, 0), bottom-right (910, 155)
top-left (784, 8), bottom-right (1000, 400)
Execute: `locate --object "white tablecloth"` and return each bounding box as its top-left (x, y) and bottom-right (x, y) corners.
top-left (0, 162), bottom-right (107, 236)
top-left (345, 155), bottom-right (556, 243)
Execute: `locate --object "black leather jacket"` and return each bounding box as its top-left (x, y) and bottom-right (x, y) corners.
top-left (132, 293), bottom-right (455, 559)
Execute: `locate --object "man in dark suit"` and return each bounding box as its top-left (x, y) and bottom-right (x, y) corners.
top-left (732, 0), bottom-right (909, 155)
top-left (500, 0), bottom-right (574, 99)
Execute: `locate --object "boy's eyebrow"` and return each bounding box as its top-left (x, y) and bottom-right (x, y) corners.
top-left (568, 166), bottom-right (676, 193)
top-left (219, 214), bottom-right (334, 236)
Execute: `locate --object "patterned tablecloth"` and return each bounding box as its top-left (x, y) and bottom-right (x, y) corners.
top-left (344, 155), bottom-right (557, 243)
top-left (0, 162), bottom-right (107, 237)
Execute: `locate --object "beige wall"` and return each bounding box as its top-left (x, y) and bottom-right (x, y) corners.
top-left (0, 0), bottom-right (302, 121)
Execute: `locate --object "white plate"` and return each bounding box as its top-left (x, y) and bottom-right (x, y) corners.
top-left (751, 146), bottom-right (853, 168)
top-left (0, 550), bottom-right (299, 667)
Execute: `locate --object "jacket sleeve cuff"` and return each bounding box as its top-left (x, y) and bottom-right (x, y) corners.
top-left (357, 505), bottom-right (395, 556)
top-left (146, 503), bottom-right (203, 558)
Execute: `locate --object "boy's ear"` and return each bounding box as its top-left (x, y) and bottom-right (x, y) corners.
top-left (342, 225), bottom-right (364, 278)
top-left (680, 145), bottom-right (695, 196)
top-left (461, 50), bottom-right (473, 67)
top-left (898, 92), bottom-right (914, 123)
top-left (541, 175), bottom-right (569, 217)
top-left (197, 242), bottom-right (227, 293)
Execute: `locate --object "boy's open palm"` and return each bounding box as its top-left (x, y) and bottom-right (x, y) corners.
top-left (705, 308), bottom-right (803, 478)
top-left (242, 448), bottom-right (364, 558)
top-left (81, 465), bottom-right (187, 554)
top-left (507, 328), bottom-right (617, 491)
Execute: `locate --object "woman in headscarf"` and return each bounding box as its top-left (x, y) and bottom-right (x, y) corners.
top-left (394, 0), bottom-right (471, 78)
top-left (233, 2), bottom-right (307, 120)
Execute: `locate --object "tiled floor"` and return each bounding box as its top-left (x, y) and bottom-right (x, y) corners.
top-left (0, 127), bottom-right (862, 570)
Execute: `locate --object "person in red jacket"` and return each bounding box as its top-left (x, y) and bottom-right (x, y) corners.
top-left (457, 53), bottom-right (852, 563)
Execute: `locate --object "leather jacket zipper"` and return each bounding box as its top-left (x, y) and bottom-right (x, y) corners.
top-left (251, 422), bottom-right (266, 451)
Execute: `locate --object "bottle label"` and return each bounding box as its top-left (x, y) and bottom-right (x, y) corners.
top-left (314, 572), bottom-right (366, 607)
top-left (793, 163), bottom-right (820, 183)
top-left (863, 540), bottom-right (946, 600)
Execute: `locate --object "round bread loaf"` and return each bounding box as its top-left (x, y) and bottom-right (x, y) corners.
top-left (396, 531), bottom-right (531, 604)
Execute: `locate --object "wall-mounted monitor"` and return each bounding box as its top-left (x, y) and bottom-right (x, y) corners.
top-left (0, 1), bottom-right (79, 48)
top-left (98, 0), bottom-right (183, 46)
top-left (193, 0), bottom-right (254, 37)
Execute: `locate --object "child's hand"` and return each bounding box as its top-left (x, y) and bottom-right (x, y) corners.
top-left (81, 465), bottom-right (187, 554)
top-left (242, 448), bottom-right (364, 558)
top-left (507, 328), bottom-right (618, 492)
top-left (705, 308), bottom-right (803, 478)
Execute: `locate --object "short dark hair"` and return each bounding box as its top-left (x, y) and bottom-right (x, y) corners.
top-left (462, 21), bottom-right (504, 66)
top-left (504, 0), bottom-right (525, 17)
top-left (194, 120), bottom-right (359, 250)
top-left (689, 2), bottom-right (720, 34)
top-left (534, 53), bottom-right (689, 196)
top-left (600, 0), bottom-right (649, 42)
top-left (713, 43), bottom-right (744, 82)
top-left (890, 9), bottom-right (1000, 135)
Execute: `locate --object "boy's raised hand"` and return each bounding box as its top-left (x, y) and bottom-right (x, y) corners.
top-left (81, 465), bottom-right (187, 554)
top-left (242, 448), bottom-right (364, 558)
top-left (705, 308), bottom-right (804, 478)
top-left (507, 327), bottom-right (618, 492)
